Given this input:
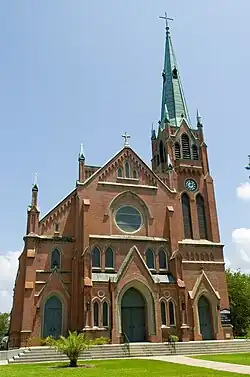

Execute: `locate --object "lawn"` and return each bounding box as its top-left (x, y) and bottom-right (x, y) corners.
top-left (0, 359), bottom-right (249, 377)
top-left (194, 353), bottom-right (250, 366)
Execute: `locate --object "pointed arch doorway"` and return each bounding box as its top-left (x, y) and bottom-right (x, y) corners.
top-left (43, 296), bottom-right (62, 339)
top-left (121, 288), bottom-right (146, 342)
top-left (198, 296), bottom-right (213, 340)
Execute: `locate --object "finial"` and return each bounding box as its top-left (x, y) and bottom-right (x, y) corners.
top-left (122, 132), bottom-right (131, 147)
top-left (159, 12), bottom-right (174, 31)
top-left (197, 109), bottom-right (202, 126)
top-left (245, 155), bottom-right (250, 171)
top-left (78, 143), bottom-right (85, 161)
top-left (32, 173), bottom-right (38, 191)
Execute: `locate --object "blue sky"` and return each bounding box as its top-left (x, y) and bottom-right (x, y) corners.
top-left (1, 0), bottom-right (250, 312)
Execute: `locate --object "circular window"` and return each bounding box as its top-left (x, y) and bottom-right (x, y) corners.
top-left (115, 206), bottom-right (142, 233)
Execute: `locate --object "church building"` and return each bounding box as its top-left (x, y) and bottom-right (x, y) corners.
top-left (9, 18), bottom-right (233, 347)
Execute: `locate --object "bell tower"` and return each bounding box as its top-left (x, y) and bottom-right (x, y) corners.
top-left (151, 15), bottom-right (220, 243)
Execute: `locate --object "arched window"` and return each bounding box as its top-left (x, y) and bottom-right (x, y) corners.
top-left (93, 302), bottom-right (99, 327)
top-left (169, 301), bottom-right (175, 326)
top-left (117, 168), bottom-right (123, 177)
top-left (146, 249), bottom-right (155, 270)
top-left (161, 301), bottom-right (167, 325)
top-left (192, 145), bottom-right (198, 160)
top-left (181, 134), bottom-right (191, 159)
top-left (159, 140), bottom-right (165, 163)
top-left (175, 142), bottom-right (181, 159)
top-left (102, 302), bottom-right (108, 327)
top-left (105, 247), bottom-right (114, 269)
top-left (125, 161), bottom-right (130, 178)
top-left (196, 194), bottom-right (208, 239)
top-left (159, 249), bottom-right (167, 270)
top-left (181, 193), bottom-right (193, 239)
top-left (51, 249), bottom-right (61, 270)
top-left (92, 247), bottom-right (101, 269)
top-left (133, 169), bottom-right (137, 179)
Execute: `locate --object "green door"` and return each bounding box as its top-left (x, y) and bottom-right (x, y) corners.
top-left (198, 296), bottom-right (213, 340)
top-left (43, 296), bottom-right (62, 339)
top-left (121, 288), bottom-right (146, 342)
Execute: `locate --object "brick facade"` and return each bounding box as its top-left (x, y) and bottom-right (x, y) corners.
top-left (9, 134), bottom-right (233, 347)
top-left (9, 26), bottom-right (233, 347)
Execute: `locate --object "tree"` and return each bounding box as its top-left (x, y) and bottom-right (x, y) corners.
top-left (226, 269), bottom-right (250, 336)
top-left (46, 331), bottom-right (108, 367)
top-left (0, 313), bottom-right (10, 340)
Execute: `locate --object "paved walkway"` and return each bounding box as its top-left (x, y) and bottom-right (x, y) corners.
top-left (143, 355), bottom-right (250, 375)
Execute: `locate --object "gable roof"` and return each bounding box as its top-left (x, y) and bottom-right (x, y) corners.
top-left (77, 145), bottom-right (176, 194)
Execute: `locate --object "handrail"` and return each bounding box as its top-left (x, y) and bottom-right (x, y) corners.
top-left (123, 332), bottom-right (130, 344)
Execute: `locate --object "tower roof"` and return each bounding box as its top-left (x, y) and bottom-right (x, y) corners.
top-left (160, 14), bottom-right (190, 127)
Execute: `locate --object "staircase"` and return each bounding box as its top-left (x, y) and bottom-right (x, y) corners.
top-left (8, 340), bottom-right (250, 364)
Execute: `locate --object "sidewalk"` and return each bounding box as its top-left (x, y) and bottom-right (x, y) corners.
top-left (144, 355), bottom-right (250, 375)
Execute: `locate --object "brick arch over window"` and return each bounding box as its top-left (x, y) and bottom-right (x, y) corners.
top-left (105, 247), bottom-right (114, 269)
top-left (92, 247), bottom-right (101, 270)
top-left (50, 248), bottom-right (61, 270)
top-left (196, 194), bottom-right (208, 239)
top-left (145, 249), bottom-right (155, 270)
top-left (181, 193), bottom-right (193, 239)
top-left (181, 133), bottom-right (191, 159)
top-left (109, 191), bottom-right (153, 235)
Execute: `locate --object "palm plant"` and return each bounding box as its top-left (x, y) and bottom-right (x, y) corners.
top-left (46, 331), bottom-right (107, 367)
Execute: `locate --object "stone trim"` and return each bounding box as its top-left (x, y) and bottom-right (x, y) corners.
top-left (89, 234), bottom-right (168, 242)
top-left (98, 181), bottom-right (158, 190)
top-left (179, 239), bottom-right (223, 246)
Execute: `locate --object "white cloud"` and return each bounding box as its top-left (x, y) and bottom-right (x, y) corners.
top-left (0, 251), bottom-right (20, 313)
top-left (231, 228), bottom-right (250, 270)
top-left (236, 182), bottom-right (250, 201)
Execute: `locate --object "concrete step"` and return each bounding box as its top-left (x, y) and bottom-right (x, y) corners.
top-left (8, 340), bottom-right (250, 364)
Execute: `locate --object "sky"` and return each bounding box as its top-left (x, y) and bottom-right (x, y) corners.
top-left (1, 0), bottom-right (250, 313)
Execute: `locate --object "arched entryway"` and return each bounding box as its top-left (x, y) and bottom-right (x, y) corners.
top-left (198, 296), bottom-right (213, 340)
top-left (121, 288), bottom-right (146, 342)
top-left (43, 296), bottom-right (62, 338)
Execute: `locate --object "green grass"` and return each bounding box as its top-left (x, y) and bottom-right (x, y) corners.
top-left (193, 353), bottom-right (250, 366)
top-left (0, 359), bottom-right (249, 377)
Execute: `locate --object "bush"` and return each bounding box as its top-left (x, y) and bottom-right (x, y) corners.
top-left (45, 331), bottom-right (109, 367)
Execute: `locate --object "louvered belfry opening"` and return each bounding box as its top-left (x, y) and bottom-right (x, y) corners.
top-left (181, 193), bottom-right (193, 239)
top-left (192, 145), bottom-right (199, 160)
top-left (175, 142), bottom-right (181, 159)
top-left (181, 134), bottom-right (191, 159)
top-left (159, 140), bottom-right (165, 163)
top-left (196, 194), bottom-right (208, 239)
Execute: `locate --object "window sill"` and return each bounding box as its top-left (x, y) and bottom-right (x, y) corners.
top-left (161, 325), bottom-right (170, 329)
top-left (105, 268), bottom-right (115, 272)
top-left (92, 268), bottom-right (101, 272)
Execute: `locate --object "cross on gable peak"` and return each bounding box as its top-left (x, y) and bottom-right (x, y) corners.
top-left (122, 132), bottom-right (131, 147)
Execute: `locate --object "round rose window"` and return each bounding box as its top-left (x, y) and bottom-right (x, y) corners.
top-left (115, 206), bottom-right (142, 233)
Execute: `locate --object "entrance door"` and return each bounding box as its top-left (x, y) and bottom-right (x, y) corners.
top-left (198, 296), bottom-right (213, 340)
top-left (121, 288), bottom-right (146, 342)
top-left (43, 296), bottom-right (62, 338)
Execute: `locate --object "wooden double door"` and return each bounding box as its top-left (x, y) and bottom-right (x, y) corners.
top-left (43, 296), bottom-right (62, 339)
top-left (121, 288), bottom-right (146, 342)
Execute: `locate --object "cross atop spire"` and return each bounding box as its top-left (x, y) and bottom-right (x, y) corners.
top-left (159, 12), bottom-right (173, 30)
top-left (159, 14), bottom-right (191, 128)
top-left (122, 132), bottom-right (131, 147)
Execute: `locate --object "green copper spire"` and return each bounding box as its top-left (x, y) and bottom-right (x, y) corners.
top-left (160, 13), bottom-right (190, 127)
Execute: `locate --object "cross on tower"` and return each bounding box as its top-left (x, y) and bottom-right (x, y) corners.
top-left (122, 132), bottom-right (131, 147)
top-left (159, 12), bottom-right (174, 29)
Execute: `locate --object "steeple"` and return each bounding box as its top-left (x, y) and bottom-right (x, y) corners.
top-left (78, 143), bottom-right (85, 182)
top-left (160, 13), bottom-right (190, 127)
